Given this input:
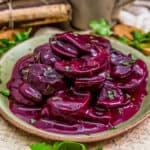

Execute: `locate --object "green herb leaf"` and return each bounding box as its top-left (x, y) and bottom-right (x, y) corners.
top-left (125, 93), bottom-right (131, 99)
top-left (30, 118), bottom-right (37, 124)
top-left (106, 74), bottom-right (111, 79)
top-left (145, 32), bottom-right (150, 38)
top-left (0, 39), bottom-right (15, 47)
top-left (0, 89), bottom-right (10, 96)
top-left (89, 19), bottom-right (111, 36)
top-left (96, 146), bottom-right (103, 150)
top-left (53, 141), bottom-right (86, 150)
top-left (109, 126), bottom-right (117, 130)
top-left (30, 142), bottom-right (52, 150)
top-left (14, 28), bottom-right (32, 42)
top-left (122, 60), bottom-right (135, 66)
top-left (131, 54), bottom-right (138, 60)
top-left (0, 46), bottom-right (7, 55)
top-left (0, 28), bottom-right (32, 57)
top-left (118, 36), bottom-right (129, 44)
top-left (107, 90), bottom-right (115, 99)
top-left (132, 31), bottom-right (145, 42)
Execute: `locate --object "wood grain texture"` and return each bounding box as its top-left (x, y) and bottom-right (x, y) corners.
top-left (0, 4), bottom-right (71, 23)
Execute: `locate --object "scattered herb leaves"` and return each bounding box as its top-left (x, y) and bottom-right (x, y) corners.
top-left (131, 54), bottom-right (138, 60)
top-left (109, 126), bottom-right (117, 130)
top-left (125, 93), bottom-right (131, 99)
top-left (106, 74), bottom-right (112, 79)
top-left (122, 60), bottom-right (135, 66)
top-left (107, 90), bottom-right (115, 99)
top-left (30, 118), bottom-right (37, 124)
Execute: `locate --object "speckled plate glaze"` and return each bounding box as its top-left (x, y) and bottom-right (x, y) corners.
top-left (0, 34), bottom-right (150, 142)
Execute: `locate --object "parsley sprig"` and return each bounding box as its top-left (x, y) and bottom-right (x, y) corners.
top-left (0, 28), bottom-right (32, 56)
top-left (90, 19), bottom-right (111, 36)
top-left (107, 90), bottom-right (115, 99)
top-left (30, 141), bottom-right (103, 150)
top-left (118, 31), bottom-right (150, 52)
top-left (89, 19), bottom-right (150, 55)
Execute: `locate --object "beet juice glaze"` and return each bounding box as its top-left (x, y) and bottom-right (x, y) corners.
top-left (7, 32), bottom-right (148, 134)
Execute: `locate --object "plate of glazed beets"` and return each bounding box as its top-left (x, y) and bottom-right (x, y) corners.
top-left (0, 32), bottom-right (150, 142)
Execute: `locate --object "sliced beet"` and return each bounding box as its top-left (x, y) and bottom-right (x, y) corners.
top-left (50, 32), bottom-right (111, 58)
top-left (7, 79), bottom-right (23, 89)
top-left (75, 72), bottom-right (106, 90)
top-left (97, 81), bottom-right (125, 108)
top-left (110, 65), bottom-right (132, 79)
top-left (55, 32), bottom-right (111, 53)
top-left (10, 88), bottom-right (35, 106)
top-left (117, 59), bottom-right (148, 91)
top-left (83, 107), bottom-right (111, 124)
top-left (19, 83), bottom-right (42, 103)
top-left (50, 33), bottom-right (79, 58)
top-left (18, 55), bottom-right (34, 72)
top-left (41, 89), bottom-right (91, 121)
top-left (111, 50), bottom-right (132, 66)
top-left (55, 55), bottom-right (108, 78)
top-left (33, 43), bottom-right (60, 65)
top-left (28, 64), bottom-right (66, 95)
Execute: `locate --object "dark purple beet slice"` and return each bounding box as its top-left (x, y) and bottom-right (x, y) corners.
top-left (117, 59), bottom-right (148, 91)
top-left (75, 72), bottom-right (106, 90)
top-left (10, 102), bottom-right (41, 121)
top-left (55, 32), bottom-right (111, 53)
top-left (50, 33), bottom-right (79, 58)
top-left (7, 79), bottom-right (23, 89)
top-left (110, 65), bottom-right (132, 79)
top-left (41, 89), bottom-right (91, 122)
top-left (10, 88), bottom-right (35, 106)
top-left (28, 64), bottom-right (66, 95)
top-left (83, 107), bottom-right (111, 124)
top-left (50, 32), bottom-right (111, 58)
top-left (89, 35), bottom-right (111, 50)
top-left (97, 81), bottom-right (125, 108)
top-left (19, 83), bottom-right (42, 103)
top-left (111, 50), bottom-right (132, 66)
top-left (55, 53), bottom-right (108, 78)
top-left (33, 43), bottom-right (60, 65)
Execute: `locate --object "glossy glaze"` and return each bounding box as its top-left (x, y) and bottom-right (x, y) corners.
top-left (7, 32), bottom-right (148, 134)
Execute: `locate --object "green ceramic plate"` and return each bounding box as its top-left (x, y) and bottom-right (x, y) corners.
top-left (0, 34), bottom-right (150, 142)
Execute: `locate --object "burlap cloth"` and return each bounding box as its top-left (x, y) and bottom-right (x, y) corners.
top-left (0, 27), bottom-right (150, 150)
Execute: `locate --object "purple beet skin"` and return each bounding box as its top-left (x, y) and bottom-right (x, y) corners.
top-left (7, 32), bottom-right (148, 134)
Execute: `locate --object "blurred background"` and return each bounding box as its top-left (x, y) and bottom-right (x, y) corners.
top-left (0, 0), bottom-right (149, 56)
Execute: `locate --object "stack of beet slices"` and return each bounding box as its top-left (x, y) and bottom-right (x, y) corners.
top-left (7, 32), bottom-right (148, 134)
